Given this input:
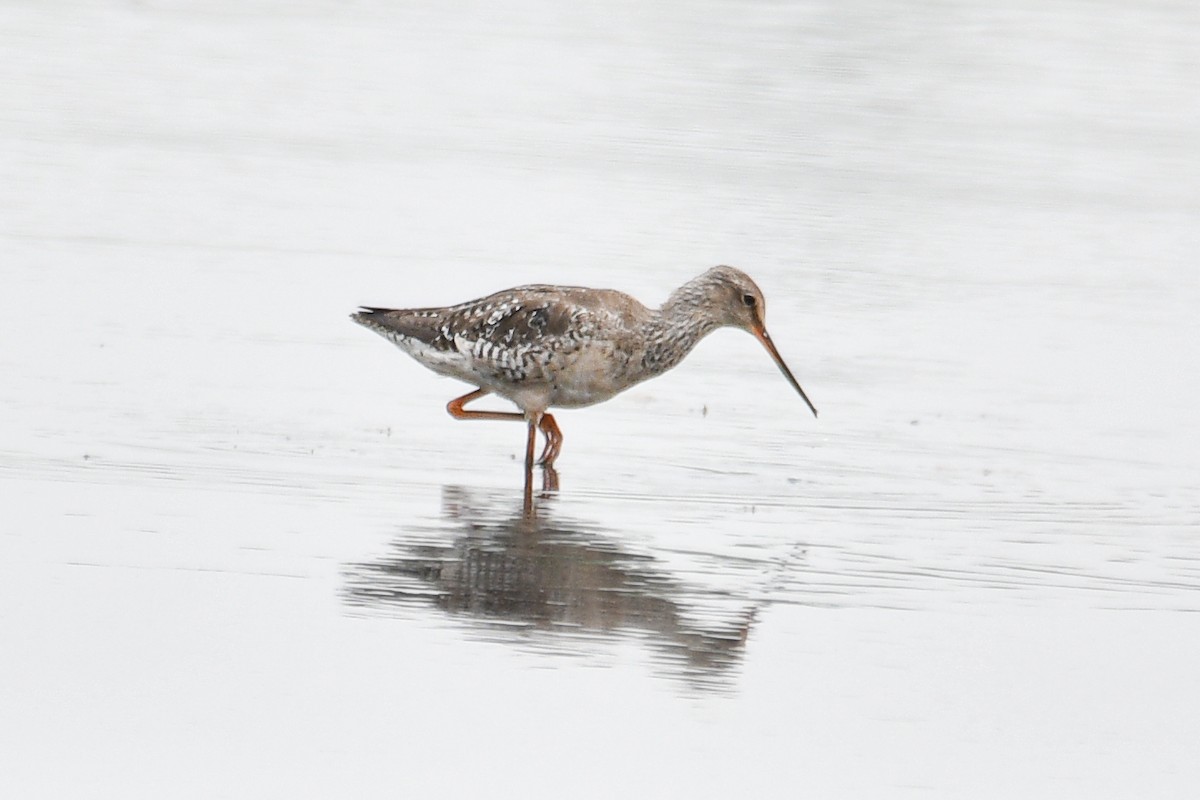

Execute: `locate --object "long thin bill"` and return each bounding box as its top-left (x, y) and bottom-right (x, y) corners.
top-left (754, 327), bottom-right (818, 418)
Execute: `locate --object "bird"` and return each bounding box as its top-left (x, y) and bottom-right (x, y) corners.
top-left (351, 265), bottom-right (817, 475)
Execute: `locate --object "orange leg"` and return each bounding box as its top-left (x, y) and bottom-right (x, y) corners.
top-left (541, 464), bottom-right (560, 492)
top-left (524, 417), bottom-right (538, 475)
top-left (536, 413), bottom-right (564, 468)
top-left (446, 388), bottom-right (524, 423)
top-left (446, 388), bottom-right (547, 476)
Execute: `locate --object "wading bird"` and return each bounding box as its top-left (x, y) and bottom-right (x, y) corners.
top-left (352, 265), bottom-right (817, 476)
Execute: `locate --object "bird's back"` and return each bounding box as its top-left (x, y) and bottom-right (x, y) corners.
top-left (352, 284), bottom-right (650, 406)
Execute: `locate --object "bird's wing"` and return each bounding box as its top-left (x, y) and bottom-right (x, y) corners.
top-left (352, 285), bottom-right (636, 385)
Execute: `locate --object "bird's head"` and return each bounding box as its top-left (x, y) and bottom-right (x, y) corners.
top-left (700, 265), bottom-right (818, 418)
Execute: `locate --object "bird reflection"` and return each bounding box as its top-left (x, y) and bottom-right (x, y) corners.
top-left (344, 485), bottom-right (759, 693)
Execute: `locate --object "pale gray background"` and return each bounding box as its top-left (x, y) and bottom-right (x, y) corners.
top-left (3, 1), bottom-right (1198, 797)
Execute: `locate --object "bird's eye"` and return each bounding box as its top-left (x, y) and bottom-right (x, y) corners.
top-left (742, 294), bottom-right (756, 307)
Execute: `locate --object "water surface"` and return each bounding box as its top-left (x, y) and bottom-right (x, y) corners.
top-left (3, 1), bottom-right (1198, 797)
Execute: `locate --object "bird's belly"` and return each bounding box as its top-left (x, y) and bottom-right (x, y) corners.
top-left (543, 344), bottom-right (638, 408)
top-left (547, 383), bottom-right (621, 408)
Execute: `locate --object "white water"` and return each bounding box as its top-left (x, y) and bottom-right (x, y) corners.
top-left (3, 1), bottom-right (1199, 797)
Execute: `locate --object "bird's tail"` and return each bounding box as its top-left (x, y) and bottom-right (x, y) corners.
top-left (350, 306), bottom-right (442, 346)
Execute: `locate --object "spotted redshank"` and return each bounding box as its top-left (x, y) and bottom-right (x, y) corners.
top-left (352, 265), bottom-right (816, 474)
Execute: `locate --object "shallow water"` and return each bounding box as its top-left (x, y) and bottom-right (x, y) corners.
top-left (3, 1), bottom-right (1199, 797)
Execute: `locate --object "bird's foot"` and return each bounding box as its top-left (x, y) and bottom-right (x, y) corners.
top-left (541, 464), bottom-right (559, 492)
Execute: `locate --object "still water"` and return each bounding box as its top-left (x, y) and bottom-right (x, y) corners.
top-left (3, 0), bottom-right (1198, 797)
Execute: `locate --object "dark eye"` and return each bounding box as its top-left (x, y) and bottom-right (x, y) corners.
top-left (742, 294), bottom-right (756, 307)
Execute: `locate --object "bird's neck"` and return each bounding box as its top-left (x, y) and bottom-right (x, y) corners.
top-left (639, 284), bottom-right (722, 376)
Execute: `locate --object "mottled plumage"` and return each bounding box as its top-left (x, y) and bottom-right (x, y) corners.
top-left (352, 266), bottom-right (816, 474)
